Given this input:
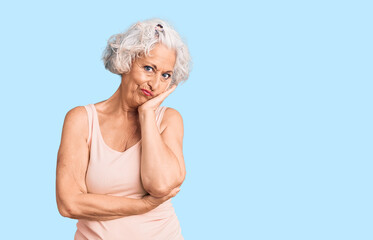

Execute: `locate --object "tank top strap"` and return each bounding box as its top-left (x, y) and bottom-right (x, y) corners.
top-left (155, 106), bottom-right (168, 131)
top-left (84, 104), bottom-right (166, 147)
top-left (83, 104), bottom-right (94, 148)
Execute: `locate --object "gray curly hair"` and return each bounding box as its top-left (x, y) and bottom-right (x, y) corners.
top-left (102, 18), bottom-right (192, 86)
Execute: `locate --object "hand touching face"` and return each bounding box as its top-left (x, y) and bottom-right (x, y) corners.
top-left (138, 84), bottom-right (177, 113)
top-left (121, 43), bottom-right (177, 108)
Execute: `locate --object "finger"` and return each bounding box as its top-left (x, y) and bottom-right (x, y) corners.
top-left (172, 187), bottom-right (181, 196)
top-left (160, 85), bottom-right (177, 99)
top-left (150, 85), bottom-right (176, 104)
top-left (166, 187), bottom-right (179, 198)
top-left (173, 189), bottom-right (181, 197)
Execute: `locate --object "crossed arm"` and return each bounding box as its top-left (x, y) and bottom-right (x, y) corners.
top-left (56, 106), bottom-right (185, 221)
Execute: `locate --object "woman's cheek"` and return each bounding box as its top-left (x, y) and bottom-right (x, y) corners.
top-left (161, 81), bottom-right (171, 92)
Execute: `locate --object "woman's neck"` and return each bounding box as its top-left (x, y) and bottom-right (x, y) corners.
top-left (101, 83), bottom-right (139, 120)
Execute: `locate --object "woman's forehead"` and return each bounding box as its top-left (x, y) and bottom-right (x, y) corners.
top-left (137, 46), bottom-right (176, 70)
top-left (148, 44), bottom-right (176, 59)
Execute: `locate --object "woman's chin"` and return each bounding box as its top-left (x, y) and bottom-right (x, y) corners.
top-left (136, 100), bottom-right (147, 108)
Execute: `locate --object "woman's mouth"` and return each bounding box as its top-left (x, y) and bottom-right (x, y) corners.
top-left (141, 89), bottom-right (153, 96)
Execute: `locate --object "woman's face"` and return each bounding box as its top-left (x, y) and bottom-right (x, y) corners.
top-left (121, 43), bottom-right (176, 107)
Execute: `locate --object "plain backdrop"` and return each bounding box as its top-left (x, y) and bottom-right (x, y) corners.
top-left (0, 0), bottom-right (372, 239)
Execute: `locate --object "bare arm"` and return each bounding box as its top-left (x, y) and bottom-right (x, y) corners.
top-left (56, 106), bottom-right (178, 221)
top-left (139, 107), bottom-right (186, 198)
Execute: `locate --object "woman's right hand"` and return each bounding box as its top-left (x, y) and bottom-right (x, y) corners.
top-left (142, 187), bottom-right (181, 211)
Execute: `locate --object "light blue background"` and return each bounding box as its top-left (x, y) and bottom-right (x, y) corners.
top-left (0, 0), bottom-right (372, 239)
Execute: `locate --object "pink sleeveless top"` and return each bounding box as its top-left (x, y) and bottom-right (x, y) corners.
top-left (74, 103), bottom-right (183, 240)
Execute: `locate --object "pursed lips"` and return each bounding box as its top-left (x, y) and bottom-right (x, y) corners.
top-left (141, 88), bottom-right (153, 96)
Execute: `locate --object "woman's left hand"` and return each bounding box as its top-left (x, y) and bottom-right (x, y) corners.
top-left (138, 85), bottom-right (177, 114)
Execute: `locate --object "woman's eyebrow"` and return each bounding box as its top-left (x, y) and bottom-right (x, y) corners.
top-left (146, 62), bottom-right (173, 73)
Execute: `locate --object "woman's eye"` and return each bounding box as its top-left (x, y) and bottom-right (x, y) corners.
top-left (162, 73), bottom-right (171, 79)
top-left (144, 66), bottom-right (153, 72)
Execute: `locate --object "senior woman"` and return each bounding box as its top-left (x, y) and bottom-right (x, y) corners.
top-left (56, 18), bottom-right (191, 239)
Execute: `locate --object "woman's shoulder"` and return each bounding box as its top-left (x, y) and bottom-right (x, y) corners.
top-left (158, 106), bottom-right (184, 137)
top-left (162, 106), bottom-right (183, 121)
top-left (62, 105), bottom-right (90, 141)
top-left (160, 106), bottom-right (183, 131)
top-left (64, 105), bottom-right (89, 123)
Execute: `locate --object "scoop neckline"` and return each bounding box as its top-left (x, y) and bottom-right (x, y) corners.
top-left (91, 104), bottom-right (142, 155)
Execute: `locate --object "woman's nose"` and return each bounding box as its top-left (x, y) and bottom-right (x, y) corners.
top-left (149, 74), bottom-right (161, 90)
